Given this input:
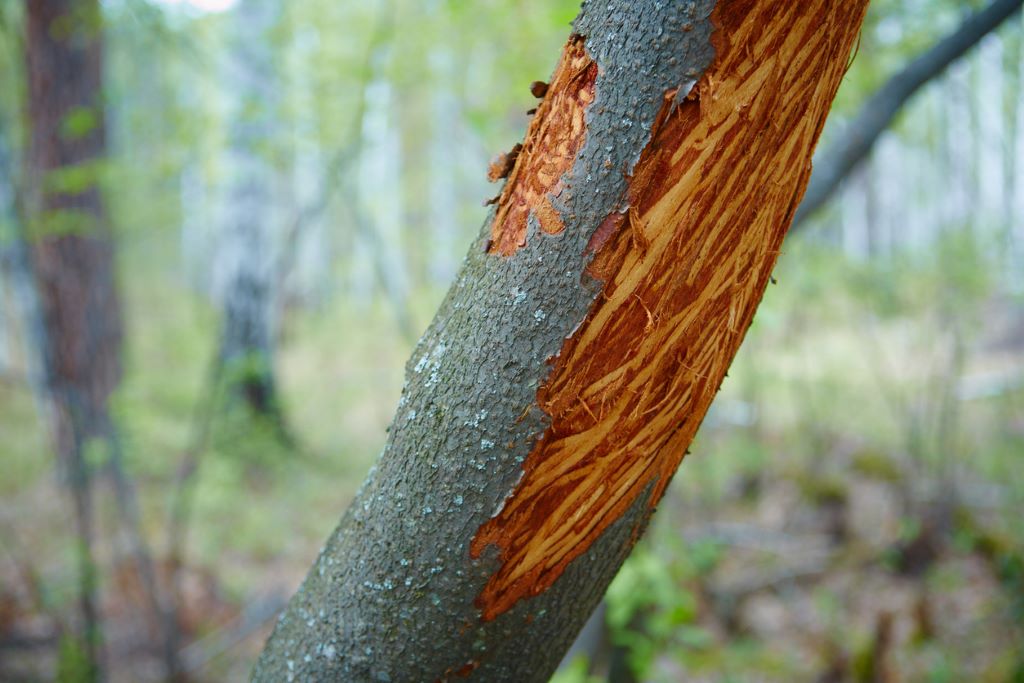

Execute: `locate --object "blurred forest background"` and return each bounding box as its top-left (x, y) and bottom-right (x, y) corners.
top-left (0, 0), bottom-right (1022, 681)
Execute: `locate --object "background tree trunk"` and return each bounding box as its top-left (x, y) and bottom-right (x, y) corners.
top-left (216, 0), bottom-right (286, 421)
top-left (24, 0), bottom-right (122, 677)
top-left (254, 1), bottom-right (868, 680)
top-left (25, 0), bottom-right (121, 475)
top-left (0, 122), bottom-right (50, 416)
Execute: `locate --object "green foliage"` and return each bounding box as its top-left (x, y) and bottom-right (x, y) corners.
top-left (995, 548), bottom-right (1024, 624)
top-left (56, 633), bottom-right (93, 683)
top-left (60, 106), bottom-right (99, 141)
top-left (29, 208), bottom-right (101, 238)
top-left (850, 448), bottom-right (903, 482)
top-left (549, 654), bottom-right (602, 683)
top-left (82, 436), bottom-right (111, 471)
top-left (606, 539), bottom-right (722, 679)
top-left (0, 384), bottom-right (48, 497)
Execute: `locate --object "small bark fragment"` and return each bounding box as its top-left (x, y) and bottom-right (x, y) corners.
top-left (530, 80), bottom-right (549, 98)
top-left (487, 37), bottom-right (597, 254)
top-left (584, 210), bottom-right (627, 260)
top-left (487, 143), bottom-right (523, 183)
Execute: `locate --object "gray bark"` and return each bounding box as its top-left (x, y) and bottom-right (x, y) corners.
top-left (792, 0), bottom-right (1024, 230)
top-left (253, 2), bottom-right (717, 681)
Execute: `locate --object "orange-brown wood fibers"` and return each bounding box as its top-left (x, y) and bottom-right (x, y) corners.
top-left (470, 0), bottom-right (870, 622)
top-left (488, 37), bottom-right (597, 255)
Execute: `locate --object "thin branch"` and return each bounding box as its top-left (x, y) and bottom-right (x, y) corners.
top-left (276, 0), bottom-right (418, 344)
top-left (792, 0), bottom-right (1024, 229)
top-left (100, 416), bottom-right (183, 681)
top-left (163, 345), bottom-right (225, 679)
top-left (179, 591), bottom-right (287, 675)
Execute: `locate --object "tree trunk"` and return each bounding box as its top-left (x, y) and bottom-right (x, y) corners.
top-left (24, 0), bottom-right (122, 471)
top-left (254, 1), bottom-right (868, 680)
top-left (24, 0), bottom-right (122, 678)
top-left (217, 0), bottom-right (284, 419)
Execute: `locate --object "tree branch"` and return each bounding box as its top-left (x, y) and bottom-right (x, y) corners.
top-left (792, 0), bottom-right (1024, 229)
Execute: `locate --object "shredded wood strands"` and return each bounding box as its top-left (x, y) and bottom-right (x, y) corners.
top-left (471, 0), bottom-right (870, 621)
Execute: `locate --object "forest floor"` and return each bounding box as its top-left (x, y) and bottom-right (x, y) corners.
top-left (0, 239), bottom-right (1022, 682)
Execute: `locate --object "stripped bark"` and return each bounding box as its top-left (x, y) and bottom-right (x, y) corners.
top-left (254, 1), bottom-right (868, 680)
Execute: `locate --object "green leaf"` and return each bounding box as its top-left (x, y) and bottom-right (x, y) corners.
top-left (61, 106), bottom-right (99, 140)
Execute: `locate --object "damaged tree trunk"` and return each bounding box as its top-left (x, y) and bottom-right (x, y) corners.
top-left (255, 1), bottom-right (868, 680)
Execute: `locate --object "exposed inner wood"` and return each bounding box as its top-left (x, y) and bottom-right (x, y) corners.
top-left (471, 0), bottom-right (869, 622)
top-left (487, 37), bottom-right (597, 255)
